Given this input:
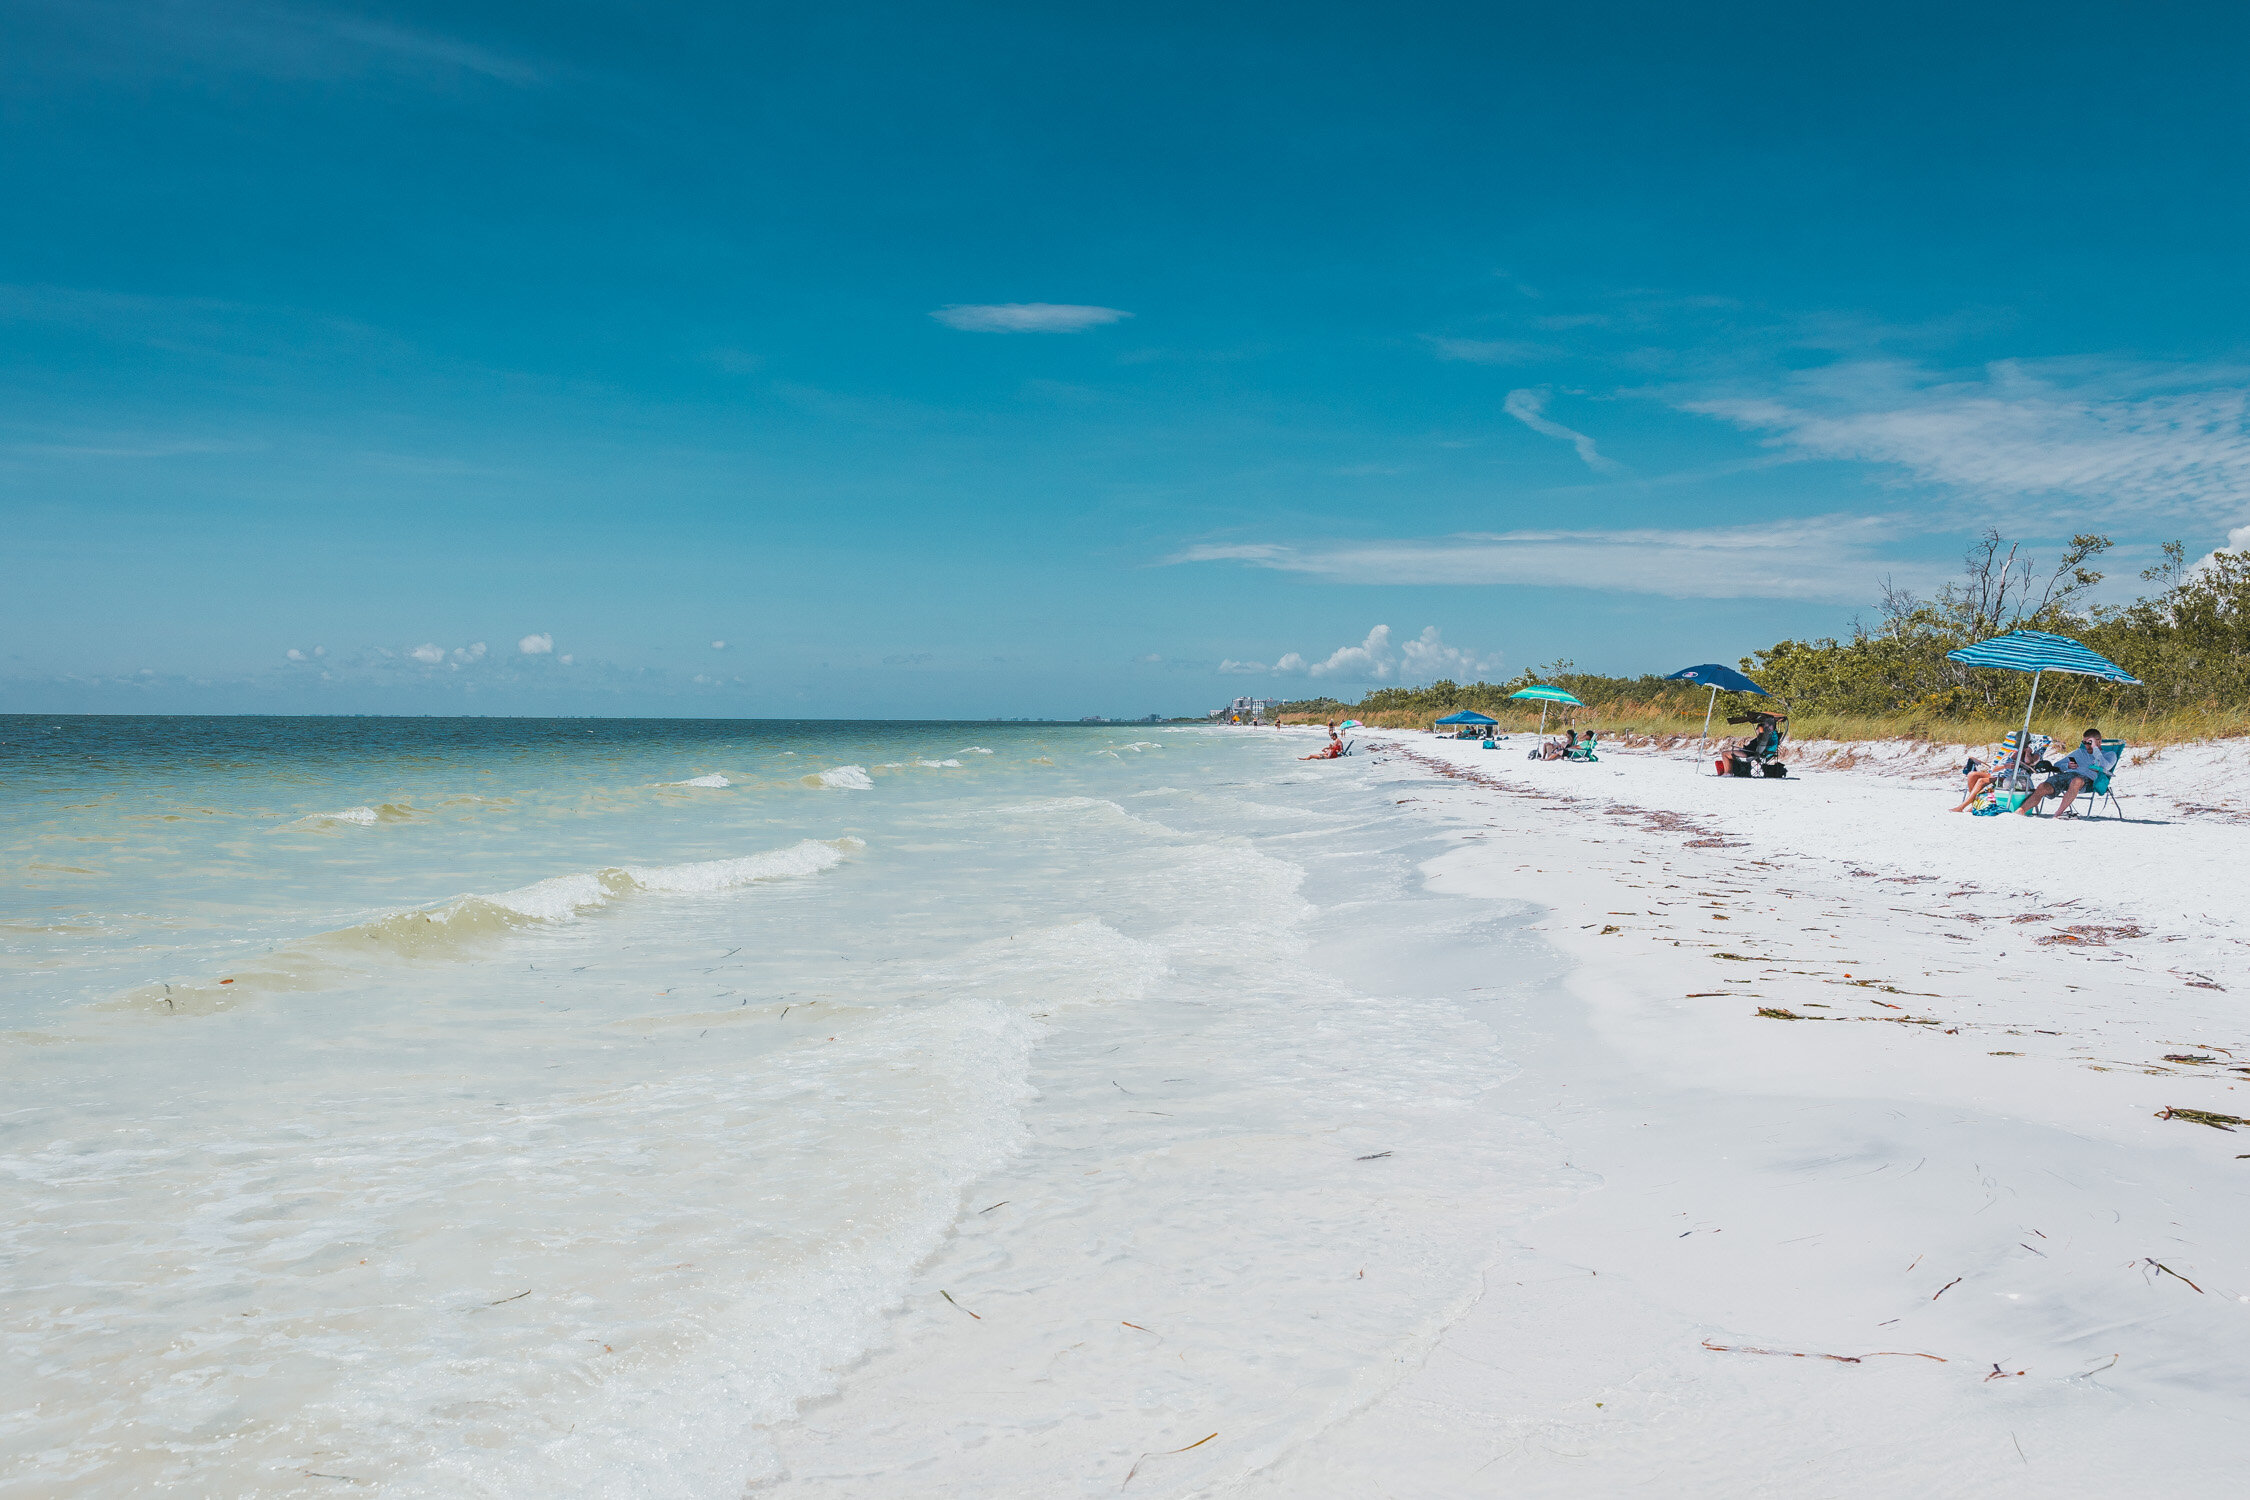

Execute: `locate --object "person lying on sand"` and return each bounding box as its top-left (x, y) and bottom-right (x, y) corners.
top-left (2018, 728), bottom-right (2116, 819)
top-left (1300, 723), bottom-right (1345, 760)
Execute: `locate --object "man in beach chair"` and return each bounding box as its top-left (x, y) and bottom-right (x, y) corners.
top-left (1952, 729), bottom-right (2048, 813)
top-left (2018, 728), bottom-right (2120, 819)
top-left (1564, 731), bottom-right (1599, 762)
top-left (1721, 713), bottom-right (1789, 777)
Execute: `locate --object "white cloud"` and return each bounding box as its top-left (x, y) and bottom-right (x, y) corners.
top-left (2191, 522), bottom-right (2250, 578)
top-left (559, 653), bottom-right (573, 665)
top-left (518, 632), bottom-right (554, 655)
top-left (1504, 388), bottom-right (1622, 473)
top-left (286, 648), bottom-right (305, 661)
top-left (453, 642), bottom-right (487, 662)
top-left (711, 640), bottom-right (727, 650)
top-left (408, 643), bottom-right (445, 665)
top-left (1216, 625), bottom-right (1500, 684)
top-left (1400, 625), bottom-right (1502, 680)
top-left (1174, 514), bottom-right (1917, 603)
top-left (930, 303), bottom-right (1133, 333)
top-left (1310, 624), bottom-right (1393, 679)
top-left (1681, 359), bottom-right (2250, 517)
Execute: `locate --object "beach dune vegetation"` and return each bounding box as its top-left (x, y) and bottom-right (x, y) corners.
top-left (1278, 531), bottom-right (2250, 747)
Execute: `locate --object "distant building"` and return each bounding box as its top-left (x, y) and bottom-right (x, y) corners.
top-left (1212, 695), bottom-right (1276, 724)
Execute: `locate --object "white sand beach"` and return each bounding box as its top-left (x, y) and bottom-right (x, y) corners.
top-left (1240, 728), bottom-right (2250, 1496)
top-left (13, 722), bottom-right (2248, 1497)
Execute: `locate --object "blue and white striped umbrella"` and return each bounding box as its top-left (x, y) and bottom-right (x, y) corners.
top-left (1944, 630), bottom-right (2142, 684)
top-left (1945, 631), bottom-right (2140, 782)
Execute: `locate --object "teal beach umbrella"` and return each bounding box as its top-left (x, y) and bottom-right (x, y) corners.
top-left (1507, 685), bottom-right (1583, 738)
top-left (1943, 630), bottom-right (2142, 758)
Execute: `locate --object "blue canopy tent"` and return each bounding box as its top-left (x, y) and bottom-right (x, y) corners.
top-left (1943, 630), bottom-right (2142, 760)
top-left (1666, 663), bottom-right (1771, 744)
top-left (1507, 685), bottom-right (1583, 739)
top-left (1433, 709), bottom-right (1499, 739)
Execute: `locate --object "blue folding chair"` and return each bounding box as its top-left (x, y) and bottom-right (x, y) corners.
top-left (2088, 739), bottom-right (2128, 819)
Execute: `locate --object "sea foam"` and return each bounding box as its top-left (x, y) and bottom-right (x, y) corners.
top-left (809, 765), bottom-right (875, 790)
top-left (290, 803), bottom-right (414, 827)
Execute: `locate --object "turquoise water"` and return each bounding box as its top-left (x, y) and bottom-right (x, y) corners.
top-left (0, 717), bottom-right (1563, 1497)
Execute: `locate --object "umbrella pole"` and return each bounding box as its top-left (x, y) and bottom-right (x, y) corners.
top-left (1701, 685), bottom-right (1717, 745)
top-left (1538, 703), bottom-right (1549, 740)
top-left (2017, 669), bottom-right (2043, 779)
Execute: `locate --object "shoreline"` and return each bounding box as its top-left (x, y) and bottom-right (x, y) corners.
top-left (1244, 729), bottom-right (2250, 1496)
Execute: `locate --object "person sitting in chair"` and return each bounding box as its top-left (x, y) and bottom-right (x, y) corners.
top-left (1301, 722), bottom-right (1345, 761)
top-left (1951, 732), bottom-right (2043, 812)
top-left (2018, 728), bottom-right (2115, 818)
top-left (1541, 730), bottom-right (1577, 761)
top-left (1723, 712), bottom-right (1788, 776)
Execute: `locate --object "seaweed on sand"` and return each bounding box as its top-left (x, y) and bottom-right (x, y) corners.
top-left (2155, 1107), bottom-right (2250, 1130)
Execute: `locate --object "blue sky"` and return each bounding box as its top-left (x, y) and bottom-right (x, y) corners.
top-left (6, 0), bottom-right (2250, 717)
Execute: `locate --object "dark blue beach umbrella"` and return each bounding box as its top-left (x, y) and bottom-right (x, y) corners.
top-left (1943, 630), bottom-right (2142, 755)
top-left (1666, 663), bottom-right (1770, 742)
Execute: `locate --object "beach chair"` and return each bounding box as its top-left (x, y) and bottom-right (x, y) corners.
top-left (2086, 739), bottom-right (2127, 819)
top-left (1564, 732), bottom-right (1599, 762)
top-left (1966, 731), bottom-right (2047, 813)
top-left (1721, 715), bottom-right (1789, 777)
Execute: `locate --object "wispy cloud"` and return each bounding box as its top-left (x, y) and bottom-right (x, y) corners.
top-left (930, 303), bottom-right (1133, 333)
top-left (1424, 336), bottom-right (1552, 365)
top-left (24, 1), bottom-right (546, 87)
top-left (1175, 514), bottom-right (1920, 603)
top-left (1680, 358), bottom-right (2250, 518)
top-left (1503, 388), bottom-right (1622, 473)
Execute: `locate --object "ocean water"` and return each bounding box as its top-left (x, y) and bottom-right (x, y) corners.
top-left (0, 717), bottom-right (1571, 1497)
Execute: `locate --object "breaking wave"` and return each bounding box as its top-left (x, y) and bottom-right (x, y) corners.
top-left (115, 839), bottom-right (864, 1006)
top-left (808, 765), bottom-right (875, 790)
top-left (665, 773), bottom-right (732, 788)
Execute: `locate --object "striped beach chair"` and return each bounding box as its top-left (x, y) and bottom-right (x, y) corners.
top-left (1969, 731), bottom-right (2048, 813)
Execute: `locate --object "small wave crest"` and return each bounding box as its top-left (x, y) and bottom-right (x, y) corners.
top-left (664, 773), bottom-right (732, 788)
top-left (960, 746), bottom-right (994, 754)
top-left (117, 839), bottom-right (865, 1006)
top-left (808, 765), bottom-right (874, 790)
top-left (351, 839), bottom-right (864, 953)
top-left (622, 838), bottom-right (861, 893)
top-left (291, 803), bottom-right (415, 828)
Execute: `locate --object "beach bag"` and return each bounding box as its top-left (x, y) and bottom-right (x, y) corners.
top-left (1713, 756), bottom-right (1730, 776)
